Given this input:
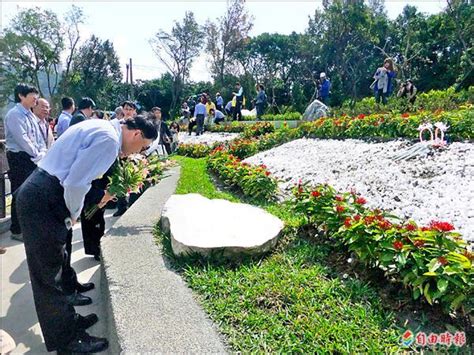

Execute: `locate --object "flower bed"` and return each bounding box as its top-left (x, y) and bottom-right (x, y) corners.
top-left (335, 86), bottom-right (474, 117)
top-left (291, 182), bottom-right (473, 313)
top-left (176, 143), bottom-right (213, 158)
top-left (299, 106), bottom-right (473, 141)
top-left (207, 147), bottom-right (277, 200)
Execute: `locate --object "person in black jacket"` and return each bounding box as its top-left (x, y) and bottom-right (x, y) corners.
top-left (80, 162), bottom-right (116, 260)
top-left (151, 107), bottom-right (172, 154)
top-left (69, 97), bottom-right (95, 126)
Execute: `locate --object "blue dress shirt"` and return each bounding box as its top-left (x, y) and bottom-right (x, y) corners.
top-left (194, 103), bottom-right (207, 117)
top-left (4, 103), bottom-right (47, 163)
top-left (56, 111), bottom-right (72, 137)
top-left (39, 119), bottom-right (122, 220)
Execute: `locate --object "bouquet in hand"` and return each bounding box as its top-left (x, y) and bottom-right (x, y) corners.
top-left (84, 158), bottom-right (146, 220)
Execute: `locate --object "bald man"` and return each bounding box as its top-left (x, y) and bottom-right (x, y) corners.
top-left (33, 98), bottom-right (55, 149)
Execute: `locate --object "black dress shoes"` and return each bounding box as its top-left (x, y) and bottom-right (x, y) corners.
top-left (76, 282), bottom-right (95, 293)
top-left (57, 330), bottom-right (108, 354)
top-left (75, 313), bottom-right (99, 330)
top-left (66, 292), bottom-right (92, 306)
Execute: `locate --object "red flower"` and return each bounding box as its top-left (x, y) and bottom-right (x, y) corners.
top-left (413, 240), bottom-right (425, 248)
top-left (405, 223), bottom-right (417, 231)
top-left (373, 121), bottom-right (379, 127)
top-left (429, 221), bottom-right (455, 232)
top-left (344, 217), bottom-right (352, 228)
top-left (393, 241), bottom-right (404, 250)
top-left (364, 216), bottom-right (375, 225)
top-left (421, 226), bottom-right (431, 232)
top-left (354, 215), bottom-right (361, 222)
top-left (378, 220), bottom-right (392, 230)
top-left (298, 187), bottom-right (303, 194)
top-left (336, 205), bottom-right (345, 213)
top-left (260, 164), bottom-right (267, 169)
top-left (265, 171), bottom-right (271, 176)
top-left (358, 114), bottom-right (365, 119)
top-left (401, 113), bottom-right (410, 118)
top-left (355, 197), bottom-right (367, 205)
top-left (438, 256), bottom-right (449, 266)
top-left (335, 195), bottom-right (344, 202)
top-left (311, 190), bottom-right (321, 198)
top-left (463, 251), bottom-right (474, 261)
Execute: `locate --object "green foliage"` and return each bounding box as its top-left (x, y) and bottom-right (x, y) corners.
top-left (336, 87), bottom-right (474, 117)
top-left (242, 121), bottom-right (275, 138)
top-left (0, 7), bottom-right (64, 101)
top-left (67, 35), bottom-right (122, 108)
top-left (259, 112), bottom-right (302, 121)
top-left (207, 147), bottom-right (277, 201)
top-left (176, 143), bottom-right (213, 158)
top-left (291, 183), bottom-right (474, 312)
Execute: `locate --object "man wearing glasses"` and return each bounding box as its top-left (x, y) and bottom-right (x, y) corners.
top-left (16, 115), bottom-right (157, 353)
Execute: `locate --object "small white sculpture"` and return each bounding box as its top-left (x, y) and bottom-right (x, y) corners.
top-left (433, 122), bottom-right (449, 146)
top-left (417, 123), bottom-right (434, 142)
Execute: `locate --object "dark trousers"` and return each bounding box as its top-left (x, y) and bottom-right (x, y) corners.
top-left (60, 229), bottom-right (78, 295)
top-left (233, 101), bottom-right (242, 121)
top-left (6, 151), bottom-right (37, 234)
top-left (188, 114), bottom-right (205, 135)
top-left (375, 89), bottom-right (387, 105)
top-left (216, 104), bottom-right (223, 112)
top-left (81, 208), bottom-right (105, 257)
top-left (256, 103), bottom-right (264, 119)
top-left (16, 168), bottom-right (76, 351)
top-left (116, 196), bottom-right (128, 213)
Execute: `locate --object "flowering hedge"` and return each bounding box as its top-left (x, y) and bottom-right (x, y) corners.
top-left (298, 106), bottom-right (473, 141)
top-left (176, 143), bottom-right (213, 158)
top-left (207, 147), bottom-right (278, 200)
top-left (208, 121), bottom-right (247, 133)
top-left (292, 182), bottom-right (474, 313)
top-left (336, 86), bottom-right (474, 117)
top-left (242, 121), bottom-right (275, 139)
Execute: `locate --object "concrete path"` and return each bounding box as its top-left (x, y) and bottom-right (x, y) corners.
top-left (0, 210), bottom-right (120, 354)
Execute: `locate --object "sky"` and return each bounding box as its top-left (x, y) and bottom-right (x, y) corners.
top-left (1, 1), bottom-right (447, 82)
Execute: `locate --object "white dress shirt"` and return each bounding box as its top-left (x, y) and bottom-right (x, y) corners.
top-left (39, 119), bottom-right (122, 220)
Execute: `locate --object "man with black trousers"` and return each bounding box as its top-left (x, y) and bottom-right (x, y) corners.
top-left (4, 83), bottom-right (47, 241)
top-left (151, 106), bottom-right (172, 154)
top-left (16, 116), bottom-right (157, 353)
top-left (232, 82), bottom-right (244, 121)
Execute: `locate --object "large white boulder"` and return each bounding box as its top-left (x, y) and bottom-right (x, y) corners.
top-left (161, 194), bottom-right (284, 257)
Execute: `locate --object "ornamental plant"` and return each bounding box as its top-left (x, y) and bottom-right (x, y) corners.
top-left (207, 148), bottom-right (278, 200)
top-left (176, 143), bottom-right (212, 158)
top-left (291, 182), bottom-right (474, 313)
top-left (242, 121), bottom-right (275, 139)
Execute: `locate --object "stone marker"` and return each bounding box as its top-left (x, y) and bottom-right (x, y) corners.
top-left (161, 193), bottom-right (284, 257)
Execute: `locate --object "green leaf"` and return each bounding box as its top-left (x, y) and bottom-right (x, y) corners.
top-left (437, 278), bottom-right (448, 294)
top-left (423, 271), bottom-right (438, 276)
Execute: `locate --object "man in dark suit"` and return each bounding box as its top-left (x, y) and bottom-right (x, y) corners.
top-left (69, 97), bottom-right (95, 126)
top-left (151, 106), bottom-right (172, 154)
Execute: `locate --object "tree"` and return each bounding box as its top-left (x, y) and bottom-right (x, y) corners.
top-left (0, 7), bottom-right (64, 101)
top-left (150, 11), bottom-right (203, 115)
top-left (204, 0), bottom-right (253, 87)
top-left (68, 35), bottom-right (122, 107)
top-left (60, 5), bottom-right (84, 92)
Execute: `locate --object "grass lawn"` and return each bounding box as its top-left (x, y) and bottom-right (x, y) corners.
top-left (159, 156), bottom-right (406, 352)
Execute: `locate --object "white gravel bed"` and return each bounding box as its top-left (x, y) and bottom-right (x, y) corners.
top-left (245, 138), bottom-right (474, 241)
top-left (178, 132), bottom-right (239, 146)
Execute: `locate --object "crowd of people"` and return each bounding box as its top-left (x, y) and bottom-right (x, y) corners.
top-left (2, 83), bottom-right (164, 353)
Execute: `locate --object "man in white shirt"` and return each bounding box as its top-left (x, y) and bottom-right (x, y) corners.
top-left (56, 97), bottom-right (75, 137)
top-left (4, 83), bottom-right (47, 240)
top-left (15, 116), bottom-right (157, 353)
top-left (33, 98), bottom-right (54, 149)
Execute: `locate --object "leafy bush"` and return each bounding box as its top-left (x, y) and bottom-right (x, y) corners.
top-left (176, 143), bottom-right (212, 158)
top-left (291, 182), bottom-right (474, 313)
top-left (207, 147), bottom-right (278, 200)
top-left (242, 121), bottom-right (275, 139)
top-left (335, 86), bottom-right (473, 117)
top-left (260, 112), bottom-right (302, 121)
